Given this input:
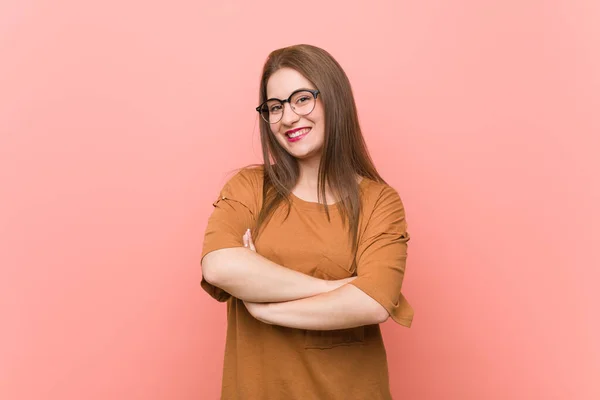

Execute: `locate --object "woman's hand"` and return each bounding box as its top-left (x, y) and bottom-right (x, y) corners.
top-left (243, 228), bottom-right (256, 252)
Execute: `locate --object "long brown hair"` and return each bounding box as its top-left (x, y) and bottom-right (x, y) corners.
top-left (253, 44), bottom-right (385, 252)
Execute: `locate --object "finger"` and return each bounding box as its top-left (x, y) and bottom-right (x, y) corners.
top-left (243, 232), bottom-right (249, 248)
top-left (248, 230), bottom-right (256, 251)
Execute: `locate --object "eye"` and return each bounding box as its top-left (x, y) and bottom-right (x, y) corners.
top-left (270, 105), bottom-right (282, 112)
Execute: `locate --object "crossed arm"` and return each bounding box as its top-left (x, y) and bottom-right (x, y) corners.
top-left (201, 230), bottom-right (389, 330)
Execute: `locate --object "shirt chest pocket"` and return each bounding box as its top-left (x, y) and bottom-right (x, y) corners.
top-left (304, 326), bottom-right (365, 349)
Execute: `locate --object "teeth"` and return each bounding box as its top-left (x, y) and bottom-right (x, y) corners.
top-left (288, 128), bottom-right (310, 138)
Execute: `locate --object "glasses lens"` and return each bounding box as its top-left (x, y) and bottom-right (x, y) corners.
top-left (259, 100), bottom-right (283, 124)
top-left (290, 91), bottom-right (316, 116)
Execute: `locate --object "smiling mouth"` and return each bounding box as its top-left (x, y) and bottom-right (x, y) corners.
top-left (286, 127), bottom-right (311, 139)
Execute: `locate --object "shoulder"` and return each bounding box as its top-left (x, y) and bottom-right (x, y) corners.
top-left (360, 178), bottom-right (408, 231)
top-left (217, 165), bottom-right (264, 211)
top-left (223, 165), bottom-right (264, 191)
top-left (361, 178), bottom-right (404, 210)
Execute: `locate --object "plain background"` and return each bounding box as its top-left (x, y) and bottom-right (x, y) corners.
top-left (1, 1), bottom-right (599, 399)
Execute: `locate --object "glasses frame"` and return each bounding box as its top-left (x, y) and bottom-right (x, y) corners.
top-left (256, 88), bottom-right (320, 124)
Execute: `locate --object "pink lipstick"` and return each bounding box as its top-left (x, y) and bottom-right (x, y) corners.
top-left (286, 127), bottom-right (311, 142)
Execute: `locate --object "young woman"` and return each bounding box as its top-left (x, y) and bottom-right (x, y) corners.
top-left (200, 44), bottom-right (413, 399)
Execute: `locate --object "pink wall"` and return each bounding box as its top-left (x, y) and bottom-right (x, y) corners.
top-left (1, 1), bottom-right (598, 399)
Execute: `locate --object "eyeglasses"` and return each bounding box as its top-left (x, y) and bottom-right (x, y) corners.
top-left (256, 89), bottom-right (320, 124)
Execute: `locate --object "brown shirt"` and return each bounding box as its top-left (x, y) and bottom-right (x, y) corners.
top-left (201, 166), bottom-right (413, 399)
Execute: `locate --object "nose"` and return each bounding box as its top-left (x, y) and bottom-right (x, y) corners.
top-left (280, 101), bottom-right (300, 126)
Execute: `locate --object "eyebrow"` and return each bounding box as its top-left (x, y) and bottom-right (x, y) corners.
top-left (265, 87), bottom-right (315, 102)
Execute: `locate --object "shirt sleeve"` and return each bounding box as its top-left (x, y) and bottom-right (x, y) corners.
top-left (348, 185), bottom-right (414, 327)
top-left (200, 168), bottom-right (260, 302)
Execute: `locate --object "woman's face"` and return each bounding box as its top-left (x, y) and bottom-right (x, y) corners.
top-left (265, 68), bottom-right (325, 162)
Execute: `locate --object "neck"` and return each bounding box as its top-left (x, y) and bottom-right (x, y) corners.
top-left (296, 156), bottom-right (322, 188)
top-left (292, 157), bottom-right (362, 204)
top-left (295, 157), bottom-right (363, 187)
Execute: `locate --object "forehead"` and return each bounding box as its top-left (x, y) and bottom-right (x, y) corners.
top-left (266, 68), bottom-right (316, 99)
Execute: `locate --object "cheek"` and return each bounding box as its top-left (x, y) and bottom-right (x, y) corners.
top-left (315, 101), bottom-right (325, 116)
top-left (270, 124), bottom-right (281, 136)
top-left (313, 107), bottom-right (325, 127)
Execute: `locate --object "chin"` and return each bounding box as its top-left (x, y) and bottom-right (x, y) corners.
top-left (290, 150), bottom-right (322, 161)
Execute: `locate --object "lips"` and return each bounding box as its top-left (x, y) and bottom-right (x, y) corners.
top-left (286, 126), bottom-right (311, 135)
top-left (285, 127), bottom-right (311, 142)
